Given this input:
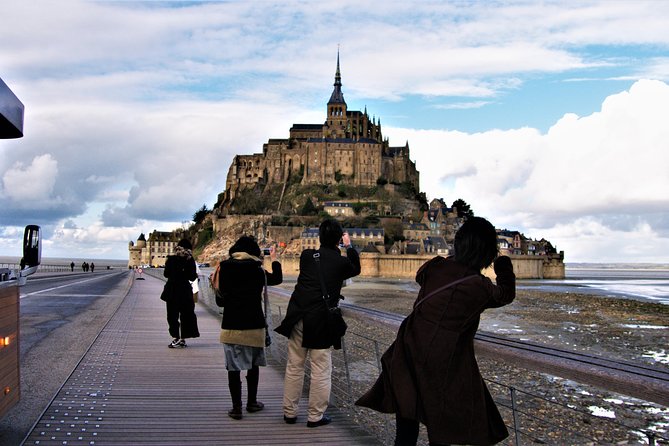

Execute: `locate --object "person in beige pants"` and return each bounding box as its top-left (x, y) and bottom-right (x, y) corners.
top-left (275, 219), bottom-right (360, 427)
top-left (283, 320), bottom-right (332, 423)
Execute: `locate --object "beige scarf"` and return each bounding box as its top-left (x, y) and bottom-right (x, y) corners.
top-left (231, 252), bottom-right (262, 262)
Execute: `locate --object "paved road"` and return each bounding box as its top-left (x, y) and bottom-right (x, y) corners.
top-left (0, 270), bottom-right (132, 446)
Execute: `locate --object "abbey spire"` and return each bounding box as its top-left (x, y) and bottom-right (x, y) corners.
top-left (326, 50), bottom-right (348, 138)
top-left (328, 50), bottom-right (346, 106)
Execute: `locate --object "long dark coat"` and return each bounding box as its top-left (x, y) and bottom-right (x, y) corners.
top-left (217, 258), bottom-right (282, 330)
top-left (275, 246), bottom-right (360, 349)
top-left (162, 253), bottom-right (197, 301)
top-left (356, 255), bottom-right (516, 445)
top-left (162, 251), bottom-right (200, 339)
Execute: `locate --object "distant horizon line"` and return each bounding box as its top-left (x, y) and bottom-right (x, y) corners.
top-left (2, 255), bottom-right (668, 268)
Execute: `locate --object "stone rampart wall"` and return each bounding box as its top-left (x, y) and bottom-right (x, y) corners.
top-left (268, 253), bottom-right (565, 279)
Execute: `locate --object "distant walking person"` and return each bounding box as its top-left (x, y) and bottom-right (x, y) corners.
top-left (90, 262), bottom-right (95, 273)
top-left (161, 238), bottom-right (200, 348)
top-left (275, 219), bottom-right (360, 428)
top-left (70, 261), bottom-right (75, 272)
top-left (356, 216), bottom-right (516, 446)
top-left (217, 236), bottom-right (282, 420)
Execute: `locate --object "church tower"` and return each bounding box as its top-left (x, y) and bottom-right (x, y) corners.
top-left (326, 51), bottom-right (347, 139)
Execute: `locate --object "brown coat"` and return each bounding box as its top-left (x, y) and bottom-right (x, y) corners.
top-left (356, 255), bottom-right (516, 445)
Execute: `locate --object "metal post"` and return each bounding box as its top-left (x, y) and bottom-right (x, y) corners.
top-left (373, 339), bottom-right (382, 372)
top-left (370, 338), bottom-right (392, 441)
top-left (510, 387), bottom-right (520, 446)
top-left (341, 336), bottom-right (353, 404)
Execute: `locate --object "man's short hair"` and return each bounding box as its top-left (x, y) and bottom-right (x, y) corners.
top-left (319, 219), bottom-right (343, 248)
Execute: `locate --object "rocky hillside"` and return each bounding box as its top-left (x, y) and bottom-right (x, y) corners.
top-left (196, 216), bottom-right (303, 265)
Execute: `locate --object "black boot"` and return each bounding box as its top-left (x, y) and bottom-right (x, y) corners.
top-left (228, 371), bottom-right (243, 419)
top-left (246, 366), bottom-right (264, 412)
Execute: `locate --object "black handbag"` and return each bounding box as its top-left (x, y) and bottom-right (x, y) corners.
top-left (160, 282), bottom-right (172, 302)
top-left (313, 252), bottom-right (348, 342)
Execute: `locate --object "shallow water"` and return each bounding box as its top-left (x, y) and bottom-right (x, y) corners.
top-left (519, 265), bottom-right (669, 305)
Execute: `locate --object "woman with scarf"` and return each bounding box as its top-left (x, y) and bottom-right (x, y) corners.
top-left (162, 238), bottom-right (200, 348)
top-left (356, 217), bottom-right (516, 446)
top-left (217, 236), bottom-right (282, 420)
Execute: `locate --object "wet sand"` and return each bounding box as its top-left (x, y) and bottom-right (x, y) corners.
top-left (300, 277), bottom-right (669, 444)
top-left (334, 277), bottom-right (669, 369)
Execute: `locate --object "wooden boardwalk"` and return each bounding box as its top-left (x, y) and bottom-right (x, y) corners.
top-left (23, 273), bottom-right (380, 445)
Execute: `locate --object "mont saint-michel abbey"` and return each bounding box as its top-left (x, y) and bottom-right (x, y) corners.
top-left (219, 54), bottom-right (419, 211)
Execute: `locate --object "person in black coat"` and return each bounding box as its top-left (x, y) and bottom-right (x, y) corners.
top-left (162, 238), bottom-right (200, 348)
top-left (275, 219), bottom-right (361, 428)
top-left (217, 236), bottom-right (282, 420)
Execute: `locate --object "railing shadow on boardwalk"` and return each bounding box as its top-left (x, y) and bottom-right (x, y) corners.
top-left (153, 270), bottom-right (668, 445)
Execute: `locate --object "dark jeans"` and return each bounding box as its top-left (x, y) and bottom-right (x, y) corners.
top-left (166, 297), bottom-right (199, 339)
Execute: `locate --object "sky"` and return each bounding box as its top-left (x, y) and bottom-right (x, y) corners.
top-left (1, 0), bottom-right (668, 263)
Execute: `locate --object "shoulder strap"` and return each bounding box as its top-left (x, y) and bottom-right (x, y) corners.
top-left (313, 252), bottom-right (330, 304)
top-left (259, 265), bottom-right (274, 348)
top-left (261, 265), bottom-right (268, 312)
top-left (413, 274), bottom-right (478, 311)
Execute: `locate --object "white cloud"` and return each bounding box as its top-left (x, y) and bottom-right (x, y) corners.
top-left (1, 154), bottom-right (58, 203)
top-left (386, 79), bottom-right (669, 263)
top-left (2, 1), bottom-right (669, 261)
top-left (540, 218), bottom-right (669, 263)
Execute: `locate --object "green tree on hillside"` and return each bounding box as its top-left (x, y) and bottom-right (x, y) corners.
top-left (192, 204), bottom-right (210, 224)
top-left (300, 197), bottom-right (318, 216)
top-left (452, 198), bottom-right (474, 218)
top-left (383, 219), bottom-right (405, 244)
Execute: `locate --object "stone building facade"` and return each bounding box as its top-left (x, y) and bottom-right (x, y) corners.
top-left (128, 230), bottom-right (181, 268)
top-left (299, 226), bottom-right (385, 252)
top-left (219, 54), bottom-right (420, 212)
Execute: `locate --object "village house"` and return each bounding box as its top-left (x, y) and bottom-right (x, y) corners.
top-left (403, 222), bottom-right (431, 240)
top-left (421, 198), bottom-right (464, 242)
top-left (300, 227), bottom-right (384, 252)
top-left (323, 201), bottom-right (355, 217)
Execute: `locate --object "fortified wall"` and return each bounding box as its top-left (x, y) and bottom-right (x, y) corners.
top-left (268, 252), bottom-right (565, 280)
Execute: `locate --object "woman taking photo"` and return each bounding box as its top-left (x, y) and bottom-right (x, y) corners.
top-left (356, 216), bottom-right (516, 445)
top-left (217, 236), bottom-right (282, 420)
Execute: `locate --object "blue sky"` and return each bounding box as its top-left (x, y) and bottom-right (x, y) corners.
top-left (1, 0), bottom-right (668, 263)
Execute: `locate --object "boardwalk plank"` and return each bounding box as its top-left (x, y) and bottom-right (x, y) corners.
top-left (23, 274), bottom-right (380, 445)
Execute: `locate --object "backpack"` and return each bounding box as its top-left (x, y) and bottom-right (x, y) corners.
top-left (209, 263), bottom-right (223, 305)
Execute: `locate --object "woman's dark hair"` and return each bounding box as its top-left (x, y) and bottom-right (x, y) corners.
top-left (454, 216), bottom-right (498, 271)
top-left (319, 219), bottom-right (343, 248)
top-left (229, 235), bottom-right (261, 257)
top-left (177, 238), bottom-right (193, 250)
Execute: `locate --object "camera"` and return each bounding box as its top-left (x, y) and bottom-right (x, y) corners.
top-left (262, 247), bottom-right (271, 256)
